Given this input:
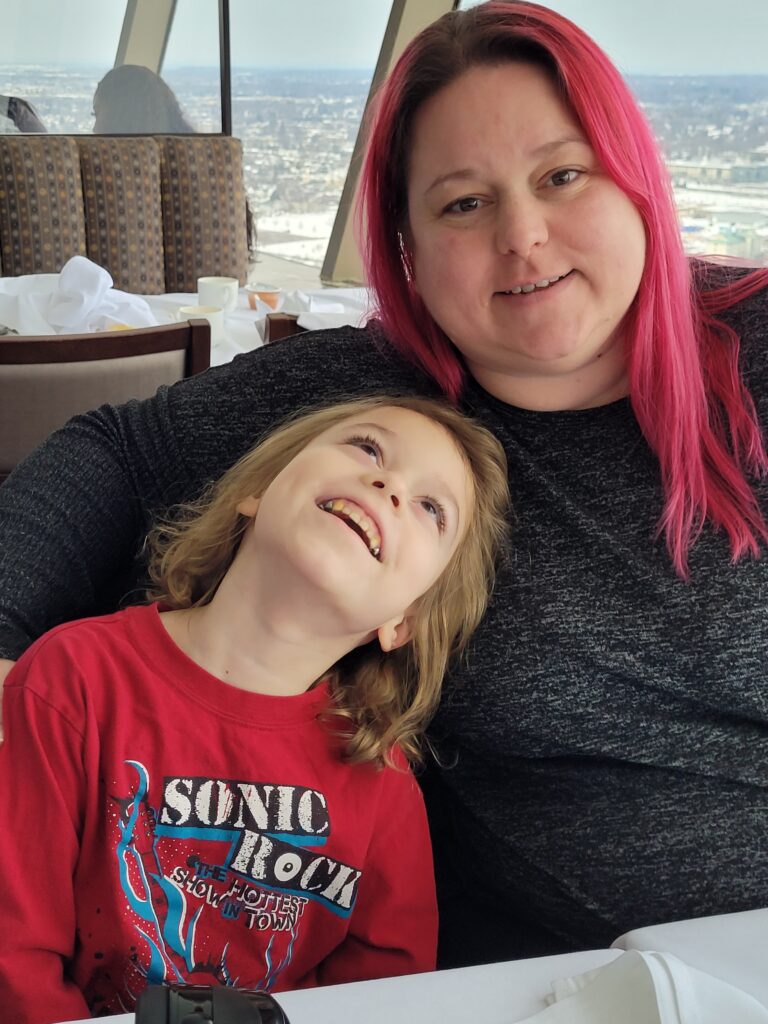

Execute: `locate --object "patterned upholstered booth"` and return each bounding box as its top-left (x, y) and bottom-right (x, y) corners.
top-left (0, 135), bottom-right (248, 294)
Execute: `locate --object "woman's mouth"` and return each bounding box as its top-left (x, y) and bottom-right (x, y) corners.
top-left (497, 269), bottom-right (574, 296)
top-left (317, 499), bottom-right (382, 560)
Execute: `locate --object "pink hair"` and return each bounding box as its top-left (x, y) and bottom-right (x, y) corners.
top-left (359, 0), bottom-right (768, 577)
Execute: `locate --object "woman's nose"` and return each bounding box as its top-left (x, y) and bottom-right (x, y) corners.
top-left (495, 196), bottom-right (548, 258)
top-left (371, 477), bottom-right (401, 508)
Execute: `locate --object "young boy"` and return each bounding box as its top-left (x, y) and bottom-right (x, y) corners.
top-left (0, 396), bottom-right (509, 1023)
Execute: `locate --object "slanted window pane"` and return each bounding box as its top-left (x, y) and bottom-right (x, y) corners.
top-left (229, 0), bottom-right (392, 269)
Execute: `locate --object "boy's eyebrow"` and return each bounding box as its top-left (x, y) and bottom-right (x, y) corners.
top-left (346, 420), bottom-right (396, 437)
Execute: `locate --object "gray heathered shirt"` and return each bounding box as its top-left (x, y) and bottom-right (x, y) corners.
top-left (1, 271), bottom-right (767, 960)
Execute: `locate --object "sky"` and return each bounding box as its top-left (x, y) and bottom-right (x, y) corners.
top-left (2, 0), bottom-right (768, 75)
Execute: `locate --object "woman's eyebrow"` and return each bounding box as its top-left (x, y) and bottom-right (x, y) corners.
top-left (425, 136), bottom-right (591, 194)
top-left (531, 135), bottom-right (589, 158)
top-left (425, 168), bottom-right (479, 196)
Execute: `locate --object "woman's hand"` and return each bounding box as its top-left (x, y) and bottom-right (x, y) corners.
top-left (0, 659), bottom-right (15, 740)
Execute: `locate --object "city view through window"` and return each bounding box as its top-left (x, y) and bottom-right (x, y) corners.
top-left (2, 0), bottom-right (768, 270)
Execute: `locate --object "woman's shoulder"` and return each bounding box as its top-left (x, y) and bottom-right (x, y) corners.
top-left (207, 323), bottom-right (435, 395)
top-left (164, 323), bottom-right (442, 485)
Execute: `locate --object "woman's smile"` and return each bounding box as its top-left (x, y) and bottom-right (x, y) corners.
top-left (493, 268), bottom-right (575, 305)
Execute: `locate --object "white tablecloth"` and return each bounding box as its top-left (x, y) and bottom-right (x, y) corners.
top-left (613, 906), bottom-right (768, 1007)
top-left (144, 286), bottom-right (371, 368)
top-left (59, 949), bottom-right (620, 1024)
top-left (58, 906), bottom-right (768, 1024)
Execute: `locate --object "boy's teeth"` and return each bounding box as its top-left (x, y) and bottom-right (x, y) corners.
top-left (318, 499), bottom-right (382, 559)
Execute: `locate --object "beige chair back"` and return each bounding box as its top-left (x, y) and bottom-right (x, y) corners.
top-left (0, 319), bottom-right (210, 481)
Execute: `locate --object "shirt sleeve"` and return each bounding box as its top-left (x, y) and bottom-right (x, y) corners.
top-left (0, 653), bottom-right (91, 1024)
top-left (317, 756), bottom-right (438, 986)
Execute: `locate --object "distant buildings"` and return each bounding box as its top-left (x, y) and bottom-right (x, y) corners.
top-left (2, 65), bottom-right (768, 267)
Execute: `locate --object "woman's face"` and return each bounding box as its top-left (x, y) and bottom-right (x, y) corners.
top-left (406, 62), bottom-right (647, 410)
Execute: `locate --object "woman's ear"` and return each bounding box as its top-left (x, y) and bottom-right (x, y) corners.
top-left (235, 495), bottom-right (260, 518)
top-left (376, 614), bottom-right (413, 653)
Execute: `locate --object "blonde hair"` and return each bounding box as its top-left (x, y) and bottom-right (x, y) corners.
top-left (146, 396), bottom-right (510, 766)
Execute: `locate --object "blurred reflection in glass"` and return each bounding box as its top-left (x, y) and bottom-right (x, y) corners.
top-left (93, 65), bottom-right (195, 134)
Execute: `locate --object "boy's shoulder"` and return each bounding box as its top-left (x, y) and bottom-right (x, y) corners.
top-left (18, 604), bottom-right (143, 656)
top-left (7, 604), bottom-right (152, 697)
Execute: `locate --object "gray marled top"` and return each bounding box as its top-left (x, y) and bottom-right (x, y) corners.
top-left (1, 269), bottom-right (767, 959)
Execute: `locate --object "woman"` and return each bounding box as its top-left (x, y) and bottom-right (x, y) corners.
top-left (2, 1), bottom-right (768, 966)
top-left (93, 64), bottom-right (196, 134)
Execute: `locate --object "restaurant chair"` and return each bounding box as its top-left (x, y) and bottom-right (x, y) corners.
top-left (264, 312), bottom-right (306, 344)
top-left (0, 318), bottom-right (210, 484)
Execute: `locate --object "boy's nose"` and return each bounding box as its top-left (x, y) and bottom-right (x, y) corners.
top-left (371, 479), bottom-right (400, 507)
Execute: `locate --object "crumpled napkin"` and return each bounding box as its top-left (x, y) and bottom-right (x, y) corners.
top-left (286, 287), bottom-right (371, 332)
top-left (0, 255), bottom-right (158, 335)
top-left (514, 950), bottom-right (768, 1024)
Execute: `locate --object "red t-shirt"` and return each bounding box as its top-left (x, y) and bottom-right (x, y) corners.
top-left (0, 604), bottom-right (436, 1024)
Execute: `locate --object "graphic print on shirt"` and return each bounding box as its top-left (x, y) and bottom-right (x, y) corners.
top-left (106, 759), bottom-right (361, 1001)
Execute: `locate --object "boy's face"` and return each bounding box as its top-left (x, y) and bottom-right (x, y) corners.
top-left (237, 406), bottom-right (473, 646)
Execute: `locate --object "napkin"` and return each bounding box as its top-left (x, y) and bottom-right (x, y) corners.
top-left (514, 950), bottom-right (768, 1024)
top-left (286, 287), bottom-right (371, 332)
top-left (0, 255), bottom-right (158, 335)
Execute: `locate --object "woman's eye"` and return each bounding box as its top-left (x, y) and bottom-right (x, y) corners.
top-left (548, 168), bottom-right (580, 188)
top-left (420, 498), bottom-right (446, 532)
top-left (445, 196), bottom-right (483, 214)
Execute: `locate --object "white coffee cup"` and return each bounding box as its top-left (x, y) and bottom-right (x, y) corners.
top-left (197, 276), bottom-right (239, 314)
top-left (177, 304), bottom-right (224, 344)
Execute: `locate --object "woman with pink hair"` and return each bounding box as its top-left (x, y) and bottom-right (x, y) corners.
top-left (2, 2), bottom-right (768, 968)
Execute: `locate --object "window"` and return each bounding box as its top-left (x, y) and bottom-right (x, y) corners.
top-left (0, 0), bottom-right (222, 137)
top-left (0, 0), bottom-right (126, 134)
top-left (228, 0), bottom-right (393, 271)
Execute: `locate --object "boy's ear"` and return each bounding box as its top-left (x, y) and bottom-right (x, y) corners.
top-left (376, 613), bottom-right (414, 653)
top-left (236, 495), bottom-right (260, 518)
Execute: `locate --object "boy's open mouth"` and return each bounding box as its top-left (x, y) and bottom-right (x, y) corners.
top-left (318, 499), bottom-right (382, 560)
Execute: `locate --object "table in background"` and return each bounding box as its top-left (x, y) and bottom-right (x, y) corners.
top-left (144, 287), bottom-right (370, 368)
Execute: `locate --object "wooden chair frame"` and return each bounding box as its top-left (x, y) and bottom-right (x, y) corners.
top-left (0, 318), bottom-right (211, 375)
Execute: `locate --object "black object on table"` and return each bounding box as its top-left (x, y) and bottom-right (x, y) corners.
top-left (135, 983), bottom-right (291, 1024)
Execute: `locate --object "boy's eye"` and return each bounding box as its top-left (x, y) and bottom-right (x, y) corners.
top-left (345, 434), bottom-right (382, 462)
top-left (420, 498), bottom-right (446, 532)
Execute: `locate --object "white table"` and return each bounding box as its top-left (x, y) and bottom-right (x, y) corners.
top-left (60, 906), bottom-right (768, 1023)
top-left (144, 287), bottom-right (371, 368)
top-left (62, 949), bottom-right (619, 1024)
top-left (613, 906), bottom-right (768, 1007)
